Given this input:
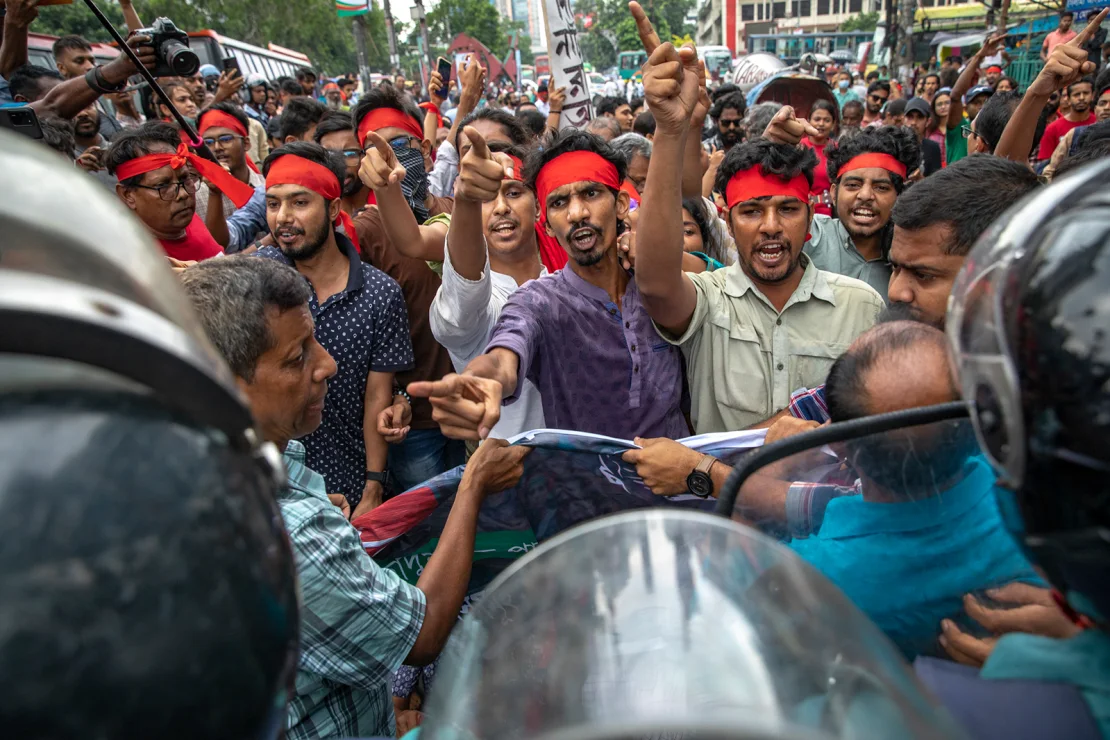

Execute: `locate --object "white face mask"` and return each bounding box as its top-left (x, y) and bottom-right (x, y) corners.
top-left (838, 79), bottom-right (851, 90)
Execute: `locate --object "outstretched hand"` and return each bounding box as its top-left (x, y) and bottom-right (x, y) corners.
top-left (358, 130), bottom-right (407, 191)
top-left (762, 105), bottom-right (819, 145)
top-left (1028, 8), bottom-right (1107, 97)
top-left (631, 1), bottom-right (701, 136)
top-left (407, 374), bottom-right (504, 440)
top-left (456, 126), bottom-right (515, 203)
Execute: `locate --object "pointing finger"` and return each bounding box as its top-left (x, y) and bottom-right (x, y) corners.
top-left (1071, 7), bottom-right (1108, 48)
top-left (491, 151), bottom-right (516, 180)
top-left (463, 125), bottom-right (490, 160)
top-left (629, 1), bottom-right (661, 54)
top-left (364, 130), bottom-right (395, 162)
top-left (407, 377), bottom-right (462, 399)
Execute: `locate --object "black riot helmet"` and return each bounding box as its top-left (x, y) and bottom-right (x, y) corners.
top-left (948, 157), bottom-right (1110, 621)
top-left (0, 129), bottom-right (300, 738)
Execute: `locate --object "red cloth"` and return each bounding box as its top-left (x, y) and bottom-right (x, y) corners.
top-left (801, 137), bottom-right (832, 217)
top-left (840, 152), bottom-right (908, 178)
top-left (197, 110), bottom-right (260, 174)
top-left (265, 153), bottom-right (357, 238)
top-left (159, 214), bottom-right (224, 261)
top-left (115, 143), bottom-right (256, 209)
top-left (724, 168), bottom-right (810, 209)
top-left (356, 107), bottom-right (424, 148)
top-left (534, 151), bottom-right (620, 219)
top-left (1038, 113), bottom-right (1096, 160)
top-left (418, 101), bottom-right (444, 130)
top-left (536, 227), bottom-right (569, 272)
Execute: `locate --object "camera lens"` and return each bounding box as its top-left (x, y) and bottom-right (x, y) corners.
top-left (161, 40), bottom-right (200, 77)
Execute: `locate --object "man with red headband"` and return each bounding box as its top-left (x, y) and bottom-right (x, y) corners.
top-left (409, 129), bottom-right (688, 442)
top-left (194, 103), bottom-right (267, 243)
top-left (350, 84), bottom-right (464, 493)
top-left (764, 117), bottom-right (920, 300)
top-left (256, 142), bottom-right (415, 519)
top-left (427, 130), bottom-right (547, 439)
top-left (106, 121), bottom-right (255, 261)
top-left (630, 5), bottom-right (882, 437)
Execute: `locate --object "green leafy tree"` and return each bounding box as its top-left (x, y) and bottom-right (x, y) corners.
top-left (840, 12), bottom-right (879, 32)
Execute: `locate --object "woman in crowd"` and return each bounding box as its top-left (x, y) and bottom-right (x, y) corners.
top-left (928, 89), bottom-right (952, 165)
top-left (680, 197), bottom-right (731, 269)
top-left (802, 99), bottom-right (838, 216)
top-left (995, 76), bottom-right (1019, 93)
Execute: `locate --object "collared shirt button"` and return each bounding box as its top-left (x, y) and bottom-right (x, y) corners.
top-left (631, 344), bottom-right (637, 351)
top-left (635, 365), bottom-right (640, 372)
top-left (625, 321), bottom-right (630, 328)
top-left (776, 318), bottom-right (782, 326)
top-left (776, 362), bottom-right (784, 370)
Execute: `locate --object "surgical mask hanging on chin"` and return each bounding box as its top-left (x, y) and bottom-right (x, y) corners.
top-left (391, 141), bottom-right (430, 223)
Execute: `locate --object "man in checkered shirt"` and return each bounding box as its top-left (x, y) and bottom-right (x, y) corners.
top-left (182, 257), bottom-right (529, 739)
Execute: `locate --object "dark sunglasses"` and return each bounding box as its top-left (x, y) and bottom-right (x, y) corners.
top-left (719, 119), bottom-right (743, 128)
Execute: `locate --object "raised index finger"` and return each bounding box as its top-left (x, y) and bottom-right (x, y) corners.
top-left (629, 2), bottom-right (661, 54)
top-left (364, 130), bottom-right (394, 159)
top-left (1071, 7), bottom-right (1108, 48)
top-left (463, 125), bottom-right (490, 159)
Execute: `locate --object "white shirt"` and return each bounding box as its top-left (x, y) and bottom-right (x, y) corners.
top-left (535, 98), bottom-right (550, 116)
top-left (429, 241), bottom-right (547, 438)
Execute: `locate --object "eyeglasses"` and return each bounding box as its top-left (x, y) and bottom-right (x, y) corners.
top-left (132, 174), bottom-right (201, 201)
top-left (718, 119), bottom-right (743, 128)
top-left (387, 135), bottom-right (422, 150)
top-left (961, 122), bottom-right (978, 140)
top-left (869, 94), bottom-right (888, 103)
top-left (337, 148), bottom-right (363, 162)
top-left (202, 134), bottom-right (242, 147)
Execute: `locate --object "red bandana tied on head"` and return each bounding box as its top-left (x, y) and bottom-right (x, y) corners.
top-left (264, 153), bottom-right (357, 239)
top-left (534, 151), bottom-right (621, 220)
top-left (356, 107), bottom-right (425, 148)
top-left (500, 152), bottom-right (566, 272)
top-left (840, 153), bottom-right (908, 178)
top-left (197, 109), bottom-right (260, 174)
top-left (115, 143), bottom-right (256, 209)
top-left (724, 167), bottom-right (810, 210)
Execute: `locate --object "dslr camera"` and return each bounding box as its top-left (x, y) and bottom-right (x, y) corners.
top-left (135, 18), bottom-right (199, 78)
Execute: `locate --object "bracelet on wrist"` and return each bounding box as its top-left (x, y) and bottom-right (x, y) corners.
top-left (85, 65), bottom-right (126, 95)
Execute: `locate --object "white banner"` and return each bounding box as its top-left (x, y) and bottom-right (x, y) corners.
top-left (540, 0), bottom-right (594, 129)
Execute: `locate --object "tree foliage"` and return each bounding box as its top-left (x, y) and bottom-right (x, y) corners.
top-left (419, 0), bottom-right (532, 68)
top-left (840, 12), bottom-right (879, 32)
top-left (572, 0), bottom-right (693, 71)
top-left (31, 0), bottom-right (390, 75)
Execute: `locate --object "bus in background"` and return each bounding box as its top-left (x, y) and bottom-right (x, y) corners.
top-left (617, 50), bottom-right (647, 80)
top-left (27, 32), bottom-right (120, 70)
top-left (186, 31), bottom-right (312, 82)
top-left (701, 45), bottom-right (733, 81)
top-left (534, 53), bottom-right (550, 78)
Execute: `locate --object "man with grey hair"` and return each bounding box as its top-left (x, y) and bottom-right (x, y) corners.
top-left (180, 256), bottom-right (531, 740)
top-left (611, 132), bottom-right (652, 194)
top-left (585, 115), bottom-right (622, 142)
top-left (744, 101), bottom-right (784, 142)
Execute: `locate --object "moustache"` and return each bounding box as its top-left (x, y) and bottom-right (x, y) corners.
top-left (562, 220), bottom-right (604, 242)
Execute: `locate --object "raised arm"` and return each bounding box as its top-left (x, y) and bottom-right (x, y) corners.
top-left (449, 126), bottom-right (510, 279)
top-left (948, 35), bottom-right (1003, 129)
top-left (995, 10), bottom-right (1105, 163)
top-left (0, 0), bottom-right (36, 79)
top-left (445, 55), bottom-right (484, 152)
top-left (117, 0), bottom-right (143, 31)
top-left (425, 69), bottom-right (447, 145)
top-left (546, 85), bottom-right (566, 131)
top-left (31, 33), bottom-right (155, 119)
top-left (629, 1), bottom-right (701, 336)
top-left (682, 64), bottom-right (711, 200)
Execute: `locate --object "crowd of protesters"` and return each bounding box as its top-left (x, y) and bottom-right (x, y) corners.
top-left (3, 0), bottom-right (1110, 736)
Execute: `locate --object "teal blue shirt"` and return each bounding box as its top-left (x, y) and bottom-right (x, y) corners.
top-left (983, 630), bottom-right (1110, 737)
top-left (787, 458), bottom-right (1040, 659)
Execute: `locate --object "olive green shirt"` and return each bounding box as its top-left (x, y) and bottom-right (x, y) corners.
top-left (803, 214), bottom-right (892, 300)
top-left (657, 257), bottom-right (884, 433)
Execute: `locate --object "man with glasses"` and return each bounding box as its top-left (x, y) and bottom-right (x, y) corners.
top-left (194, 103), bottom-right (266, 225)
top-left (106, 121), bottom-right (257, 260)
top-left (705, 90), bottom-right (746, 153)
top-left (313, 111), bottom-right (375, 218)
top-left (863, 81), bottom-right (890, 127)
top-left (963, 90), bottom-right (1021, 156)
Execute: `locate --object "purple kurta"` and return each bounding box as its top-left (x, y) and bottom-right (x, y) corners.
top-left (485, 267), bottom-right (688, 440)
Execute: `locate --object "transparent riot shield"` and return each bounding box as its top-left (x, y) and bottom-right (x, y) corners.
top-left (420, 506), bottom-right (970, 740)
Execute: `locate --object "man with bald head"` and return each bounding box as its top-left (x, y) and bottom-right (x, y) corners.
top-left (785, 321), bottom-right (1039, 659)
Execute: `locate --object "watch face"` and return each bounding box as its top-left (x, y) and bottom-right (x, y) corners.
top-left (687, 470), bottom-right (712, 498)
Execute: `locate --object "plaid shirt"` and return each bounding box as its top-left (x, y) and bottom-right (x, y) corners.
top-left (280, 441), bottom-right (426, 740)
top-left (788, 384), bottom-right (830, 423)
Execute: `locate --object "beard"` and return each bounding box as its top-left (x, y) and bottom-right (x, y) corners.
top-left (281, 217), bottom-right (332, 261)
top-left (739, 239), bottom-right (802, 284)
top-left (341, 174), bottom-right (363, 197)
top-left (879, 300), bottom-right (944, 329)
top-left (562, 220), bottom-right (608, 267)
top-left (720, 128), bottom-right (742, 146)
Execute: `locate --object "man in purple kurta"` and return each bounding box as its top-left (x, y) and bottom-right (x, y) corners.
top-left (409, 130), bottom-right (688, 441)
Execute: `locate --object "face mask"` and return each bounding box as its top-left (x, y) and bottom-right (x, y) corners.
top-left (838, 79), bottom-right (850, 90)
top-left (391, 141), bottom-right (430, 223)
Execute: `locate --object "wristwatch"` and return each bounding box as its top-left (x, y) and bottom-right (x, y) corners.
top-left (365, 469), bottom-right (391, 485)
top-left (686, 454), bottom-right (717, 499)
top-left (84, 65), bottom-right (126, 95)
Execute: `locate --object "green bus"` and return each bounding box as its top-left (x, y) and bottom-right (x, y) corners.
top-left (618, 50), bottom-right (648, 80)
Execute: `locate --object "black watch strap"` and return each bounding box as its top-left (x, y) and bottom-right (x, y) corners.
top-left (85, 66), bottom-right (125, 95)
top-left (365, 469), bottom-right (391, 484)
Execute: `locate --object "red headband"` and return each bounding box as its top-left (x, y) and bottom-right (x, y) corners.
top-left (418, 101), bottom-right (444, 130)
top-left (115, 143), bottom-right (256, 209)
top-left (197, 110), bottom-right (260, 174)
top-left (724, 168), bottom-right (810, 209)
top-left (356, 107), bottom-right (424, 148)
top-left (986, 66), bottom-right (1002, 74)
top-left (534, 151), bottom-right (620, 218)
top-left (506, 154), bottom-right (524, 182)
top-left (265, 154), bottom-right (357, 238)
top-left (840, 153), bottom-right (908, 178)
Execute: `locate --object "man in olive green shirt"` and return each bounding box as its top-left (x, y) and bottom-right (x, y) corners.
top-left (634, 61), bottom-right (883, 433)
top-left (802, 126), bottom-right (921, 301)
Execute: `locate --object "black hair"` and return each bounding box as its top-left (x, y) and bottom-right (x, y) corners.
top-left (453, 107), bottom-right (530, 150)
top-left (279, 79), bottom-right (303, 98)
top-left (517, 108), bottom-right (547, 138)
top-left (973, 90), bottom-right (1022, 153)
top-left (681, 197), bottom-right (728, 264)
top-left (892, 154), bottom-right (1040, 256)
top-left (52, 34), bottom-right (92, 57)
top-left (1096, 67), bottom-right (1110, 96)
top-left (1061, 9), bottom-right (1074, 18)
top-left (262, 141), bottom-right (347, 191)
top-left (199, 101), bottom-right (250, 135)
top-left (867, 80), bottom-right (891, 97)
top-left (923, 73), bottom-right (941, 85)
top-left (629, 96), bottom-right (645, 113)
top-left (883, 98), bottom-right (907, 117)
top-left (711, 83), bottom-right (741, 101)
top-left (105, 121), bottom-right (182, 185)
top-left (596, 95), bottom-right (630, 117)
top-left (488, 140), bottom-right (531, 167)
top-left (9, 64), bottom-right (62, 102)
top-left (312, 110), bottom-right (354, 144)
top-left (351, 82), bottom-right (424, 137)
top-left (826, 125), bottom-right (918, 190)
top-left (1067, 76), bottom-right (1095, 95)
top-left (810, 98), bottom-right (839, 131)
top-left (524, 128), bottom-right (627, 195)
top-left (866, 71), bottom-right (879, 82)
top-left (714, 138), bottom-right (817, 197)
top-left (38, 115), bottom-right (75, 159)
top-left (939, 68), bottom-right (960, 88)
top-left (996, 75), bottom-right (1019, 91)
top-left (337, 77), bottom-right (353, 88)
top-left (295, 67), bottom-right (316, 81)
top-left (1054, 140), bottom-right (1110, 179)
top-left (633, 110), bottom-right (656, 137)
top-left (710, 90), bottom-right (747, 121)
top-left (278, 97), bottom-right (327, 142)
top-left (155, 80), bottom-right (189, 112)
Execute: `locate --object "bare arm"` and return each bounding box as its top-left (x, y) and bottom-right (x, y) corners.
top-left (31, 34), bottom-right (155, 119)
top-left (464, 347), bottom-right (519, 399)
top-left (446, 54), bottom-right (484, 151)
top-left (204, 188), bottom-right (231, 247)
top-left (682, 67), bottom-right (710, 200)
top-left (0, 0), bottom-right (36, 79)
top-left (949, 36), bottom-right (1002, 129)
top-left (117, 0), bottom-right (143, 31)
top-left (351, 370), bottom-right (394, 519)
top-left (546, 85), bottom-right (566, 132)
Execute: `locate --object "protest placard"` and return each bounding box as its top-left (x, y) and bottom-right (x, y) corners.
top-left (540, 0), bottom-right (595, 129)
